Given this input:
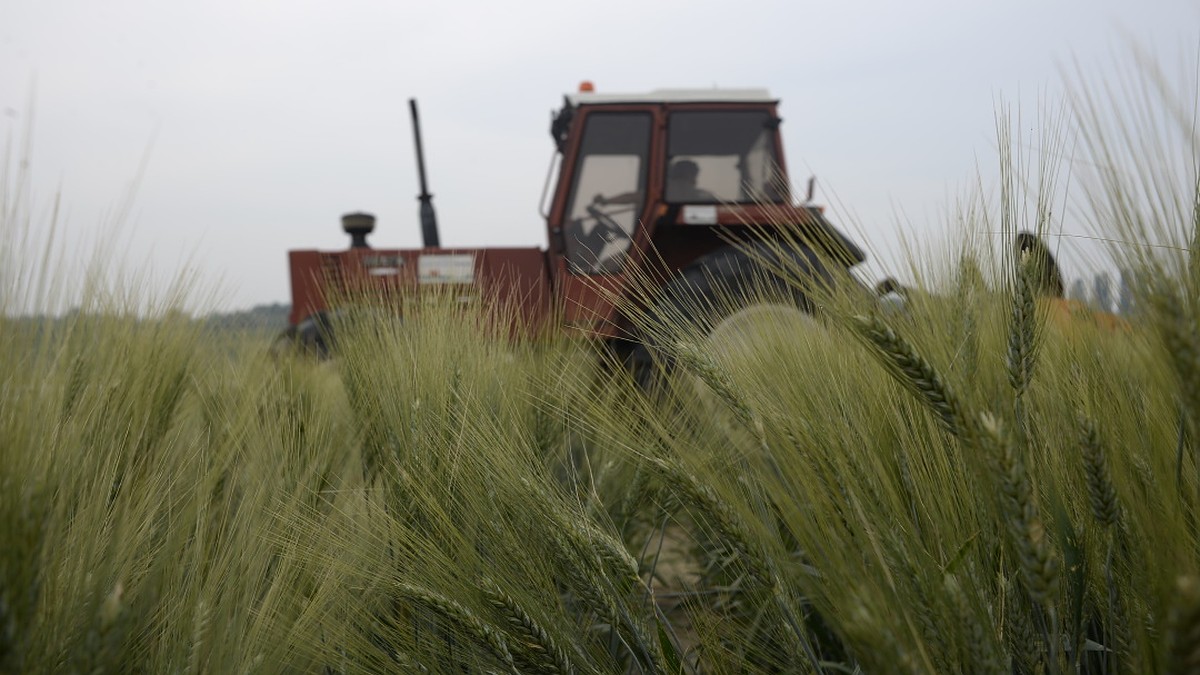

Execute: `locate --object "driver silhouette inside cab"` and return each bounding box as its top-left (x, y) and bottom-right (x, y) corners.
top-left (664, 158), bottom-right (717, 203)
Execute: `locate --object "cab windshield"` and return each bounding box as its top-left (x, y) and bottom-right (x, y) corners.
top-left (666, 110), bottom-right (785, 204)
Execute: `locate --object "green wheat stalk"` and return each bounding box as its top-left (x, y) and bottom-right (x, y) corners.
top-left (1166, 576), bottom-right (1200, 675)
top-left (1150, 283), bottom-right (1200, 438)
top-left (644, 455), bottom-right (823, 671)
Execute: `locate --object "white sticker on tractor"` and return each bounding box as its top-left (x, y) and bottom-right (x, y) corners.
top-left (682, 205), bottom-right (718, 225)
top-left (362, 253), bottom-right (404, 276)
top-left (418, 254), bottom-right (475, 284)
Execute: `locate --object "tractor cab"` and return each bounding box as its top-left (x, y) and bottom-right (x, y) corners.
top-left (545, 85), bottom-right (863, 333)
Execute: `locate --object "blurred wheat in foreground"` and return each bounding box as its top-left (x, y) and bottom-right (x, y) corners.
top-left (3, 49), bottom-right (1200, 674)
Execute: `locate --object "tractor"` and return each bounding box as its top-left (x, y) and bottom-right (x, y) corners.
top-left (278, 84), bottom-right (866, 383)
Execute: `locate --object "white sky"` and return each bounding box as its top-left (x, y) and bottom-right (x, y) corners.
top-left (2, 0), bottom-right (1198, 313)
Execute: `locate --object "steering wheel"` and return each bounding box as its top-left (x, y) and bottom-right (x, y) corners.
top-left (585, 203), bottom-right (633, 243)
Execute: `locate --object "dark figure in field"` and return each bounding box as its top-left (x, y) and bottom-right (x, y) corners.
top-left (1016, 231), bottom-right (1064, 298)
top-left (875, 232), bottom-right (1065, 307)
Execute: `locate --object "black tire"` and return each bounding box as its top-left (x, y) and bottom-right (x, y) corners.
top-left (270, 311), bottom-right (335, 359)
top-left (626, 241), bottom-right (835, 390)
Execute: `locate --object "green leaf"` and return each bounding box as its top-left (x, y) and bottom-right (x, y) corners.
top-left (658, 621), bottom-right (684, 674)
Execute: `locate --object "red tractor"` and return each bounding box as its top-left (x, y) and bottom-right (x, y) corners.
top-left (280, 84), bottom-right (865, 382)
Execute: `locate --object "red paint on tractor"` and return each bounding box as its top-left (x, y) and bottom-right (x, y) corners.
top-left (287, 246), bottom-right (552, 333)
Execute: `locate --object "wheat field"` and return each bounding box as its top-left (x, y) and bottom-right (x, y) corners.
top-left (2, 53), bottom-right (1199, 674)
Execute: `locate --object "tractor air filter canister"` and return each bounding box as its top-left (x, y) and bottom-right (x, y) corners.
top-left (342, 212), bottom-right (376, 249)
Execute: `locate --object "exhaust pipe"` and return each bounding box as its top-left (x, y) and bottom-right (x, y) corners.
top-left (409, 98), bottom-right (441, 248)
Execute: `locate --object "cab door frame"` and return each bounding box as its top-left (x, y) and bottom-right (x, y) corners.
top-left (545, 104), bottom-right (666, 337)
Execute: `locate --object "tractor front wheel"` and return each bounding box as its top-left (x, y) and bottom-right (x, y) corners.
top-left (270, 311), bottom-right (335, 360)
top-left (626, 241), bottom-right (835, 391)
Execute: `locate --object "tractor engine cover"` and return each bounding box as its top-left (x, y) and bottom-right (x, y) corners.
top-left (286, 246), bottom-right (552, 336)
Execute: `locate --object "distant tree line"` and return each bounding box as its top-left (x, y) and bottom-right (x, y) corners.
top-left (202, 302), bottom-right (290, 334)
top-left (5, 303), bottom-right (292, 337)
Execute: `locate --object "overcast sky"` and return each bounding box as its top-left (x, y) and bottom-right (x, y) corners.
top-left (2, 0), bottom-right (1198, 314)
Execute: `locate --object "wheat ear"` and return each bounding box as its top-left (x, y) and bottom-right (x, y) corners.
top-left (479, 579), bottom-right (577, 675)
top-left (1003, 578), bottom-right (1040, 673)
top-left (673, 339), bottom-right (761, 438)
top-left (853, 314), bottom-right (971, 439)
top-left (978, 413), bottom-right (1061, 670)
top-left (981, 412), bottom-right (1060, 670)
top-left (1079, 416), bottom-right (1122, 528)
top-left (979, 414), bottom-right (1059, 606)
top-left (542, 524), bottom-right (664, 673)
top-left (945, 574), bottom-right (1009, 675)
top-left (188, 599), bottom-right (209, 675)
top-left (396, 582), bottom-right (518, 674)
top-left (1007, 252), bottom-right (1040, 398)
top-left (1007, 254), bottom-right (1042, 440)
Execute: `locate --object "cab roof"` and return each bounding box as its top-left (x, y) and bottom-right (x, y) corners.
top-left (566, 88), bottom-right (776, 106)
